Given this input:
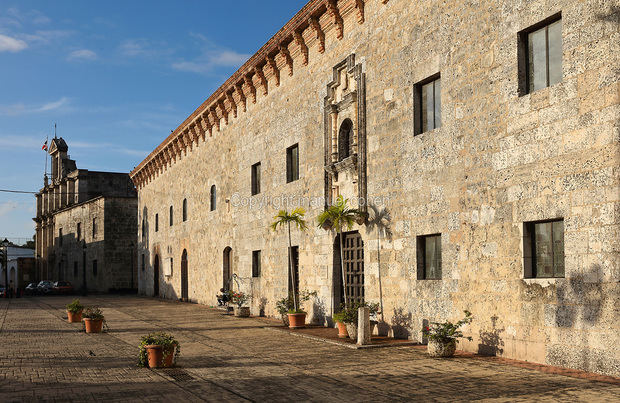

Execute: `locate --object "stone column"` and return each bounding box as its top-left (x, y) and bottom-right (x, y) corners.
top-left (357, 306), bottom-right (371, 345)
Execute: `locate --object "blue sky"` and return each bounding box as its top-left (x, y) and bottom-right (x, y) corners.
top-left (0, 0), bottom-right (308, 242)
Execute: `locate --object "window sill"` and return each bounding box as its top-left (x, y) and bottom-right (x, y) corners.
top-left (522, 277), bottom-right (564, 286)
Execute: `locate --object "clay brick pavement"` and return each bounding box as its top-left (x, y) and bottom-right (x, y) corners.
top-left (0, 296), bottom-right (618, 402)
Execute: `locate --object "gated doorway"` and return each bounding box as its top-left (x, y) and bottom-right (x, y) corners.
top-left (181, 249), bottom-right (188, 301)
top-left (223, 247), bottom-right (232, 290)
top-left (333, 231), bottom-right (364, 309)
top-left (153, 254), bottom-right (160, 297)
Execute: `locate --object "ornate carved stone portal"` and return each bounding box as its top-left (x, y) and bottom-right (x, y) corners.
top-left (323, 54), bottom-right (367, 212)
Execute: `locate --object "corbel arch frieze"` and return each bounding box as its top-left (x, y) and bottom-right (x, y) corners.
top-left (293, 30), bottom-right (309, 66)
top-left (308, 16), bottom-right (325, 54)
top-left (266, 54), bottom-right (280, 86)
top-left (235, 83), bottom-right (247, 112)
top-left (226, 90), bottom-right (238, 118)
top-left (217, 98), bottom-right (229, 125)
top-left (327, 0), bottom-right (344, 40)
top-left (279, 43), bottom-right (294, 76)
top-left (254, 66), bottom-right (268, 96)
top-left (245, 74), bottom-right (257, 104)
top-left (201, 111), bottom-right (212, 137)
top-left (355, 0), bottom-right (365, 24)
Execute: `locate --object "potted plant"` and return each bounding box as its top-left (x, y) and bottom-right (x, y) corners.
top-left (231, 291), bottom-right (250, 317)
top-left (286, 290), bottom-right (317, 329)
top-left (138, 332), bottom-right (180, 368)
top-left (275, 296), bottom-right (293, 326)
top-left (423, 310), bottom-right (473, 357)
top-left (332, 311), bottom-right (348, 338)
top-left (66, 299), bottom-right (84, 323)
top-left (338, 301), bottom-right (380, 342)
top-left (82, 306), bottom-right (105, 333)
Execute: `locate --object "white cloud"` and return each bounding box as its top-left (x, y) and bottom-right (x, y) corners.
top-left (67, 49), bottom-right (97, 61)
top-left (171, 33), bottom-right (249, 74)
top-left (0, 33), bottom-right (28, 52)
top-left (0, 97), bottom-right (70, 116)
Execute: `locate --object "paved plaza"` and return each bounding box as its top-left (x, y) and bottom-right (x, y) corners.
top-left (0, 296), bottom-right (618, 402)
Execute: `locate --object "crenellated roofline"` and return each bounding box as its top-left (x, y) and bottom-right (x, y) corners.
top-left (130, 0), bottom-right (390, 189)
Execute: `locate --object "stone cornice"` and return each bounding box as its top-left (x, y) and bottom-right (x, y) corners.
top-left (130, 0), bottom-right (388, 189)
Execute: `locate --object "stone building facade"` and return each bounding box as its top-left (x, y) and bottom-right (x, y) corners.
top-left (130, 0), bottom-right (619, 375)
top-left (34, 138), bottom-right (138, 292)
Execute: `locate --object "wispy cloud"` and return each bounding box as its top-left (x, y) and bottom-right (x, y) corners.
top-left (171, 33), bottom-right (249, 74)
top-left (67, 49), bottom-right (97, 61)
top-left (0, 134), bottom-right (148, 157)
top-left (0, 33), bottom-right (27, 52)
top-left (64, 141), bottom-right (149, 157)
top-left (0, 97), bottom-right (71, 116)
top-left (0, 135), bottom-right (45, 149)
top-left (118, 38), bottom-right (173, 58)
top-left (0, 201), bottom-right (20, 218)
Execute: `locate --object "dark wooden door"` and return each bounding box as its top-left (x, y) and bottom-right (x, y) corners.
top-left (181, 249), bottom-right (188, 301)
top-left (343, 231), bottom-right (364, 305)
top-left (153, 255), bottom-right (160, 297)
top-left (223, 247), bottom-right (232, 290)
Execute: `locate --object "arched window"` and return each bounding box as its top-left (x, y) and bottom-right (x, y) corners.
top-left (338, 119), bottom-right (353, 161)
top-left (169, 205), bottom-right (173, 226)
top-left (182, 198), bottom-right (188, 222)
top-left (210, 185), bottom-right (216, 211)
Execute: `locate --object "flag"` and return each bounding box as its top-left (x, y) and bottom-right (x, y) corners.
top-left (42, 141), bottom-right (47, 151)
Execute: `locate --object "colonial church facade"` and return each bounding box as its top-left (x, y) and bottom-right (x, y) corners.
top-left (34, 138), bottom-right (138, 292)
top-left (131, 0), bottom-right (619, 375)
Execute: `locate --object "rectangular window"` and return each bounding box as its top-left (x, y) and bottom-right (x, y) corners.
top-left (251, 162), bottom-right (261, 195)
top-left (524, 219), bottom-right (564, 278)
top-left (417, 234), bottom-right (442, 280)
top-left (288, 246), bottom-right (299, 296)
top-left (73, 261), bottom-right (78, 277)
top-left (92, 218), bottom-right (97, 239)
top-left (77, 222), bottom-right (81, 242)
top-left (92, 259), bottom-right (98, 277)
top-left (59, 228), bottom-right (63, 246)
top-left (286, 144), bottom-right (299, 183)
top-left (414, 74), bottom-right (441, 135)
top-left (252, 250), bottom-right (261, 277)
top-left (155, 213), bottom-right (159, 232)
top-left (519, 15), bottom-right (562, 95)
top-left (169, 206), bottom-right (173, 226)
top-left (141, 254), bottom-right (145, 272)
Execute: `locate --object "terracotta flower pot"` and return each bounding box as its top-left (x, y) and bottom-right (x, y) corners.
top-left (287, 312), bottom-right (306, 329)
top-left (336, 321), bottom-right (348, 338)
top-left (145, 345), bottom-right (163, 368)
top-left (145, 345), bottom-right (176, 368)
top-left (234, 306), bottom-right (250, 317)
top-left (83, 318), bottom-right (103, 333)
top-left (427, 339), bottom-right (457, 357)
top-left (67, 310), bottom-right (83, 323)
top-left (345, 323), bottom-right (358, 342)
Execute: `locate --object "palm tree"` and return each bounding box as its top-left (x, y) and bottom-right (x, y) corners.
top-left (366, 203), bottom-right (392, 321)
top-left (317, 195), bottom-right (363, 308)
top-left (270, 207), bottom-right (308, 312)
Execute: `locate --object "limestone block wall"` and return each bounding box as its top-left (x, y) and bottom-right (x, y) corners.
top-left (53, 196), bottom-right (137, 292)
top-left (134, 0), bottom-right (619, 376)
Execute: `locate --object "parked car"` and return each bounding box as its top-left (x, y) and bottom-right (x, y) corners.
top-left (53, 281), bottom-right (74, 295)
top-left (37, 280), bottom-right (54, 294)
top-left (25, 283), bottom-right (38, 295)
